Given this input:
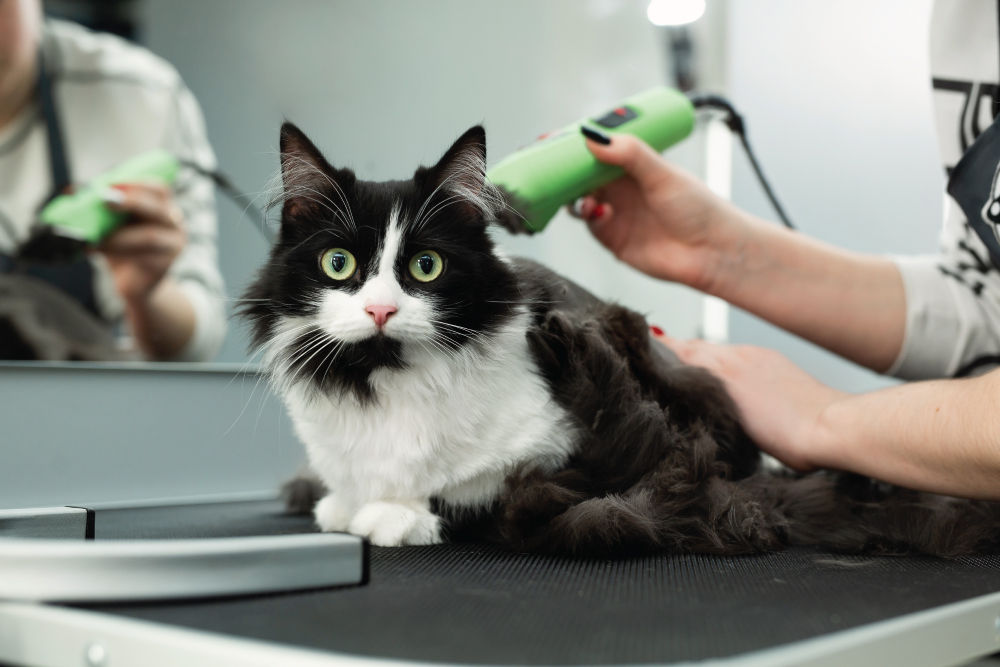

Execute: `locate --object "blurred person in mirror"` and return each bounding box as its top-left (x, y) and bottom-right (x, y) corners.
top-left (0, 0), bottom-right (225, 361)
top-left (573, 0), bottom-right (1000, 500)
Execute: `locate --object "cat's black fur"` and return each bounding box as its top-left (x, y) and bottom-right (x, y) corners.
top-left (468, 258), bottom-right (775, 556)
top-left (254, 123), bottom-right (1000, 558)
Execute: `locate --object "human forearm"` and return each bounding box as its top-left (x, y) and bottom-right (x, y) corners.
top-left (578, 134), bottom-right (906, 372)
top-left (662, 335), bottom-right (1000, 500)
top-left (704, 206), bottom-right (906, 372)
top-left (124, 276), bottom-right (195, 360)
top-left (813, 370), bottom-right (1000, 499)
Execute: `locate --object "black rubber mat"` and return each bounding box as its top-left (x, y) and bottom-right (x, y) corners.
top-left (77, 501), bottom-right (1000, 664)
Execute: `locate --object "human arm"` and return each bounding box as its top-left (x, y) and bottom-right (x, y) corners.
top-left (575, 131), bottom-right (906, 373)
top-left (662, 335), bottom-right (1000, 500)
top-left (122, 278), bottom-right (196, 360)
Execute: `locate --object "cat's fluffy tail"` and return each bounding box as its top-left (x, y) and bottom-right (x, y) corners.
top-left (281, 466), bottom-right (327, 515)
top-left (492, 468), bottom-right (1000, 558)
top-left (771, 473), bottom-right (1000, 557)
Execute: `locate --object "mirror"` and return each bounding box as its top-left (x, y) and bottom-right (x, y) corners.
top-left (0, 0), bottom-right (718, 365)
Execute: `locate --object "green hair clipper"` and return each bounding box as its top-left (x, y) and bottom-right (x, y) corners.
top-left (40, 149), bottom-right (180, 243)
top-left (487, 86), bottom-right (695, 233)
top-left (19, 149), bottom-right (181, 261)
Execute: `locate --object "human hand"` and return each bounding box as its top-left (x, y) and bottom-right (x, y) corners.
top-left (570, 130), bottom-right (737, 292)
top-left (655, 333), bottom-right (847, 471)
top-left (97, 183), bottom-right (186, 305)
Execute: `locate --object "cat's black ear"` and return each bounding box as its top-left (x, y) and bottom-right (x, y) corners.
top-left (422, 125), bottom-right (501, 220)
top-left (279, 122), bottom-right (352, 221)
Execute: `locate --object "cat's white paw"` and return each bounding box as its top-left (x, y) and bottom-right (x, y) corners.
top-left (313, 494), bottom-right (354, 533)
top-left (348, 500), bottom-right (442, 546)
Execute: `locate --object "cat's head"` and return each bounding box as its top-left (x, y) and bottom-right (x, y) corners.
top-left (241, 123), bottom-right (520, 400)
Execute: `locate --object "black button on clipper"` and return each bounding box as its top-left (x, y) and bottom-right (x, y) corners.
top-left (593, 106), bottom-right (638, 129)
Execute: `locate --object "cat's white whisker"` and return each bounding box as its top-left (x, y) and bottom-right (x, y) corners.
top-left (283, 331), bottom-right (329, 369)
top-left (485, 299), bottom-right (555, 305)
top-left (278, 333), bottom-right (336, 387)
top-left (281, 226), bottom-right (350, 257)
top-left (224, 336), bottom-right (296, 436)
top-left (409, 175), bottom-right (457, 233)
top-left (412, 337), bottom-right (460, 366)
top-left (411, 193), bottom-right (464, 233)
top-left (258, 320), bottom-right (332, 390)
top-left (428, 319), bottom-right (481, 338)
top-left (279, 154), bottom-right (358, 232)
top-left (274, 184), bottom-right (345, 222)
top-left (301, 338), bottom-right (347, 395)
top-left (324, 177), bottom-right (358, 232)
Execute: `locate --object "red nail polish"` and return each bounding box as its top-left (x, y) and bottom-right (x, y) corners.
top-left (650, 325), bottom-right (664, 336)
top-left (591, 204), bottom-right (606, 219)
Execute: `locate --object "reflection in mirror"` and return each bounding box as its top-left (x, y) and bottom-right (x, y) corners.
top-left (1, 0), bottom-right (225, 362)
top-left (2, 0), bottom-right (720, 365)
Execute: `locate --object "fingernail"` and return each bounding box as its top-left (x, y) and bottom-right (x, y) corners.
top-left (650, 325), bottom-right (665, 336)
top-left (590, 203), bottom-right (606, 220)
top-left (580, 125), bottom-right (611, 145)
top-left (100, 187), bottom-right (125, 205)
top-left (571, 198), bottom-right (585, 217)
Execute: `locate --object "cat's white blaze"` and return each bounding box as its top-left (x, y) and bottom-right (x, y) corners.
top-left (281, 308), bottom-right (576, 545)
top-left (375, 204), bottom-right (404, 279)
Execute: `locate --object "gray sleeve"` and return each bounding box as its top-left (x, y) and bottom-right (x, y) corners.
top-left (887, 201), bottom-right (1000, 379)
top-left (161, 81), bottom-right (227, 362)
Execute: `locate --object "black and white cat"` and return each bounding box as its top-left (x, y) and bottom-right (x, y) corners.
top-left (243, 123), bottom-right (1000, 557)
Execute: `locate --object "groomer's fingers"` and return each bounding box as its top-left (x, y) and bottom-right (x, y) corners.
top-left (655, 332), bottom-right (687, 357)
top-left (99, 224), bottom-right (184, 256)
top-left (655, 335), bottom-right (722, 372)
top-left (568, 193), bottom-right (613, 219)
top-left (581, 131), bottom-right (670, 190)
top-left (568, 197), bottom-right (616, 234)
top-left (568, 196), bottom-right (598, 220)
top-left (102, 183), bottom-right (183, 229)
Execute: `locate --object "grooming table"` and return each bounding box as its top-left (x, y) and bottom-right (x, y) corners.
top-left (2, 499), bottom-right (1000, 666)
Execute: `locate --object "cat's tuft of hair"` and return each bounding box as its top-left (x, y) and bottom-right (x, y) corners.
top-left (248, 122), bottom-right (1000, 559)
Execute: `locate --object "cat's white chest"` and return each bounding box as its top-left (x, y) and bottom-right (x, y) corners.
top-left (283, 324), bottom-right (574, 513)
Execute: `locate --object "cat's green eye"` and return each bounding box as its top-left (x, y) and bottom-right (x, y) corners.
top-left (320, 248), bottom-right (357, 281)
top-left (408, 250), bottom-right (444, 283)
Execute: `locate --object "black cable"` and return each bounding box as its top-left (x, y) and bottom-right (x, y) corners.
top-left (178, 159), bottom-right (276, 243)
top-left (688, 94), bottom-right (796, 230)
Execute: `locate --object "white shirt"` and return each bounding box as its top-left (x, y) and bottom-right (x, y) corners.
top-left (0, 20), bottom-right (225, 361)
top-left (888, 0), bottom-right (1000, 379)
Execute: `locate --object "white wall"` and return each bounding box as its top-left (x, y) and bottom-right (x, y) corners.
top-left (726, 0), bottom-right (942, 391)
top-left (138, 0), bottom-right (716, 363)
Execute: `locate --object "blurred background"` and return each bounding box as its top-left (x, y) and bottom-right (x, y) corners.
top-left (42, 0), bottom-right (943, 394)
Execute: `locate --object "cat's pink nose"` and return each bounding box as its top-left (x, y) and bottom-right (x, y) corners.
top-left (365, 304), bottom-right (397, 328)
